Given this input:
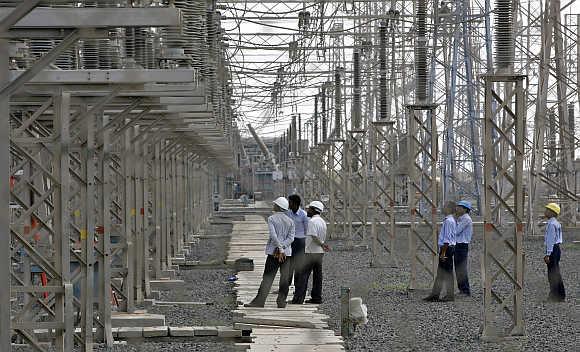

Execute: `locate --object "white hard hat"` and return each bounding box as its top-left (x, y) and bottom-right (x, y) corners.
top-left (273, 197), bottom-right (289, 211)
top-left (308, 201), bottom-right (324, 212)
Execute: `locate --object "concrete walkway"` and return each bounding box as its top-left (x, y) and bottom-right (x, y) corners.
top-left (227, 214), bottom-right (344, 352)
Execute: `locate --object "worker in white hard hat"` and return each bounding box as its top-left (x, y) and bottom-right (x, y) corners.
top-left (292, 200), bottom-right (329, 304)
top-left (454, 200), bottom-right (473, 296)
top-left (245, 197), bottom-right (295, 308)
top-left (543, 203), bottom-right (566, 302)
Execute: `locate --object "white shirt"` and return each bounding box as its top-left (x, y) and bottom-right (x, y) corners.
top-left (438, 215), bottom-right (456, 248)
top-left (455, 213), bottom-right (473, 244)
top-left (544, 217), bottom-right (563, 256)
top-left (305, 215), bottom-right (327, 254)
top-left (265, 212), bottom-right (295, 256)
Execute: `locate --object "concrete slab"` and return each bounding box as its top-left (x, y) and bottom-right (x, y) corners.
top-left (171, 257), bottom-right (186, 265)
top-left (169, 326), bottom-right (195, 337)
top-left (117, 327), bottom-right (143, 338)
top-left (217, 326), bottom-right (242, 338)
top-left (143, 326), bottom-right (169, 337)
top-left (233, 323), bottom-right (294, 331)
top-left (111, 312), bottom-right (166, 328)
top-left (193, 326), bottom-right (218, 336)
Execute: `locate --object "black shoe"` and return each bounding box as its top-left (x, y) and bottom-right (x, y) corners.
top-left (440, 296), bottom-right (455, 302)
top-left (423, 295), bottom-right (440, 302)
top-left (459, 291), bottom-right (471, 296)
top-left (289, 300), bottom-right (303, 305)
top-left (244, 302), bottom-right (264, 308)
top-left (305, 299), bottom-right (322, 304)
top-left (277, 302), bottom-right (287, 308)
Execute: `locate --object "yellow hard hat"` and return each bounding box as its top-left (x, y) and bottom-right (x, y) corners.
top-left (545, 203), bottom-right (561, 216)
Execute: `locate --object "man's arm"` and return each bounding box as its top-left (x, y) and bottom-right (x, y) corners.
top-left (278, 221), bottom-right (295, 249)
top-left (267, 217), bottom-right (282, 249)
top-left (455, 216), bottom-right (469, 236)
top-left (439, 219), bottom-right (452, 260)
top-left (545, 223), bottom-right (556, 256)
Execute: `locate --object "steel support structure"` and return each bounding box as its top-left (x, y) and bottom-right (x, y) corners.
top-left (369, 120), bottom-right (397, 267)
top-left (481, 74), bottom-right (526, 339)
top-left (406, 104), bottom-right (438, 290)
top-left (345, 130), bottom-right (367, 245)
top-left (326, 139), bottom-right (347, 239)
top-left (3, 3), bottom-right (239, 351)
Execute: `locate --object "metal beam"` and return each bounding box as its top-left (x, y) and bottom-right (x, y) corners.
top-left (0, 8), bottom-right (182, 28)
top-left (10, 69), bottom-right (198, 86)
top-left (0, 0), bottom-right (40, 32)
top-left (0, 29), bottom-right (82, 98)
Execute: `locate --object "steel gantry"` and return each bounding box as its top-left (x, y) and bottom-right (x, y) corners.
top-left (406, 104), bottom-right (438, 290)
top-left (369, 120), bottom-right (397, 267)
top-left (481, 74), bottom-right (526, 339)
top-left (2, 2), bottom-right (241, 351)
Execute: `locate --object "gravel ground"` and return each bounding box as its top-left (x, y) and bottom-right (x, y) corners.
top-left (316, 229), bottom-right (580, 351)
top-left (186, 222), bottom-right (232, 263)
top-left (146, 220), bottom-right (236, 327)
top-left (187, 236), bottom-right (231, 263)
top-left (147, 267), bottom-right (237, 326)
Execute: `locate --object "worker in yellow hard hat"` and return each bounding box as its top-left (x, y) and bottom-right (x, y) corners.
top-left (543, 203), bottom-right (566, 302)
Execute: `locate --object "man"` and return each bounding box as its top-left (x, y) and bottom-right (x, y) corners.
top-left (245, 197), bottom-right (295, 308)
top-left (454, 200), bottom-right (473, 296)
top-left (293, 201), bottom-right (329, 304)
top-left (424, 201), bottom-right (456, 302)
top-left (543, 203), bottom-right (566, 302)
top-left (286, 195), bottom-right (309, 304)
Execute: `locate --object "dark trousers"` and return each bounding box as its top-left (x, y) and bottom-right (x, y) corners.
top-left (547, 244), bottom-right (566, 300)
top-left (288, 237), bottom-right (306, 289)
top-left (453, 243), bottom-right (470, 294)
top-left (250, 255), bottom-right (291, 306)
top-left (294, 253), bottom-right (324, 303)
top-left (431, 246), bottom-right (455, 298)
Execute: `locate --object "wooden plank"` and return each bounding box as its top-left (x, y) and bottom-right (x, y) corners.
top-left (228, 215), bottom-right (343, 351)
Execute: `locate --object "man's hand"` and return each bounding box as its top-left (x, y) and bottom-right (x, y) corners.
top-left (273, 248), bottom-right (286, 263)
top-left (544, 255), bottom-right (550, 265)
top-left (322, 243), bottom-right (331, 252)
top-left (439, 254), bottom-right (447, 262)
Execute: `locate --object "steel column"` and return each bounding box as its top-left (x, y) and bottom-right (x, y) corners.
top-left (482, 74), bottom-right (526, 338)
top-left (406, 104), bottom-right (438, 290)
